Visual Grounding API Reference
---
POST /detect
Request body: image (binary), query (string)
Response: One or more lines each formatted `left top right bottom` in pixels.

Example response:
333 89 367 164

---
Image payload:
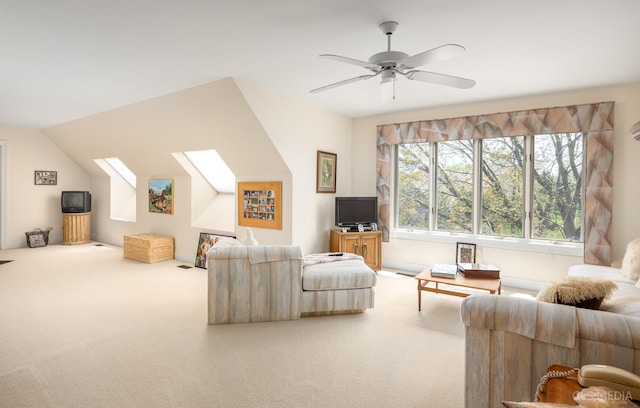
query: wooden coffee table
415 268 501 311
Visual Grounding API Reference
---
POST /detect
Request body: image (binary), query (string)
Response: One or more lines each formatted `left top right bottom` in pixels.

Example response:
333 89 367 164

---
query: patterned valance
376 102 614 265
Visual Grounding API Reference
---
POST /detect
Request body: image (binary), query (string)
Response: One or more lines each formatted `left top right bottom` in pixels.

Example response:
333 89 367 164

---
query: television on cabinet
61 191 91 213
335 196 377 229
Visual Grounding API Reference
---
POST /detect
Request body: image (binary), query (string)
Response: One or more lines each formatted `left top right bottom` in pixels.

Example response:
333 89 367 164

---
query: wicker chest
123 233 174 263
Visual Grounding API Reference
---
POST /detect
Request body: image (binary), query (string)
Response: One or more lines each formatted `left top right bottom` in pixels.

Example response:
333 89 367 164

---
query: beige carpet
0 242 480 407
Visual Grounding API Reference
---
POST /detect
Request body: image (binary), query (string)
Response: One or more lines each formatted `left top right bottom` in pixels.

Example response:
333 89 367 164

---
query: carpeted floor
0 242 517 407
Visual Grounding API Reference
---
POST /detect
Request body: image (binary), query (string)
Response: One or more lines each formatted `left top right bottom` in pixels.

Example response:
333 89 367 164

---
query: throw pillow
536 277 618 310
621 238 640 281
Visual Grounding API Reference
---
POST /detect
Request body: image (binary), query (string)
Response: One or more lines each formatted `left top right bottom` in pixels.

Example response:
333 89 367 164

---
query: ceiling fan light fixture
380 69 397 103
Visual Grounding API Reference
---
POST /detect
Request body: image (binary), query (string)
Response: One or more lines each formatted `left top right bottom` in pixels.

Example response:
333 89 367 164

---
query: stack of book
457 263 500 279
430 264 457 278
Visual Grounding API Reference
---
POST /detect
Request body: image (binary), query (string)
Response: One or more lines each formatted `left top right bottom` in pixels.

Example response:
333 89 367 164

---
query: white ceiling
2 0 639 129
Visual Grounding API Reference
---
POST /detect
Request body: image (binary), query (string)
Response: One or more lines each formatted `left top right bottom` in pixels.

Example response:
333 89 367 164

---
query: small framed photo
34 170 57 185
195 232 236 269
316 151 337 193
456 242 477 264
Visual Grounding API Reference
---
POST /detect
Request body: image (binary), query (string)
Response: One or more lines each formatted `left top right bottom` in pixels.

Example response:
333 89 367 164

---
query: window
532 133 583 241
184 149 235 194
480 137 524 238
94 157 136 222
395 132 584 243
435 140 473 233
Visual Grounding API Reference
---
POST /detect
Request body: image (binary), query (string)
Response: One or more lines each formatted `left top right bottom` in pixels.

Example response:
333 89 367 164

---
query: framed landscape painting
148 178 174 214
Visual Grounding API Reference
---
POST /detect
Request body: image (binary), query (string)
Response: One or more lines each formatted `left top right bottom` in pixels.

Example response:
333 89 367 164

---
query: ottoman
301 254 377 316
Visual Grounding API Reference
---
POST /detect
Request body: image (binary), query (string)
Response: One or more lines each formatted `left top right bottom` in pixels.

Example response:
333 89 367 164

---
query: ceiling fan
310 21 476 101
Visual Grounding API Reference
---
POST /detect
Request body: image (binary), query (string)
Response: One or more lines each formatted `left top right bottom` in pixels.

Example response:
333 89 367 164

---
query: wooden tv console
329 229 381 270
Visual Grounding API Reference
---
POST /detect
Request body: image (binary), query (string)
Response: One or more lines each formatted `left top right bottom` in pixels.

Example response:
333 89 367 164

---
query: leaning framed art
237 181 282 230
316 151 337 193
194 232 237 269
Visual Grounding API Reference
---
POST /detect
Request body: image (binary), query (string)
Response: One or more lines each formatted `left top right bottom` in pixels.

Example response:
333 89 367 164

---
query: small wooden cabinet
330 229 382 270
62 213 91 245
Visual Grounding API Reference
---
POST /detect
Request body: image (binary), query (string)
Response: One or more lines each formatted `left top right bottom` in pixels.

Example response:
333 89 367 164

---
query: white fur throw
537 277 617 309
621 238 640 280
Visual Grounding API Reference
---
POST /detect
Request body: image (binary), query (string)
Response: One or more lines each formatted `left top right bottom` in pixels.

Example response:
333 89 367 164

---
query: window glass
184 149 235 194
480 137 524 237
532 133 584 241
435 140 473 233
396 143 430 229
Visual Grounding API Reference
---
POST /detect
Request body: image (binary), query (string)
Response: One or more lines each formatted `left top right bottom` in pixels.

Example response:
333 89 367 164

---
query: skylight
184 149 235 194
104 157 136 188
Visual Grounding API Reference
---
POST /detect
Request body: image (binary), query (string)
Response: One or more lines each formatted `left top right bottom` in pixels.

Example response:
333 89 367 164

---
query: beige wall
235 79 353 253
42 78 294 260
352 82 640 286
4 77 639 286
0 126 89 248
40 78 354 259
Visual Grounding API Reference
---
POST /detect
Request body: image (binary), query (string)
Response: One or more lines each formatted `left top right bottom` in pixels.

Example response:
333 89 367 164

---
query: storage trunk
123 233 174 263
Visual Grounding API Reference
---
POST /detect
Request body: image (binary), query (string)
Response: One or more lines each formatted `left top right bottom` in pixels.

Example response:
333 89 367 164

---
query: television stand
329 229 381 270
62 212 91 245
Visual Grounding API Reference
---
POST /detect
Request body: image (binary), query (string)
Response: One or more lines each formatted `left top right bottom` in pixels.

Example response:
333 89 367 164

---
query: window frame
393 132 585 255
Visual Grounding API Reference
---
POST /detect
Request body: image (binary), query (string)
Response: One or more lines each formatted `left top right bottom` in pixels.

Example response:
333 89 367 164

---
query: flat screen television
335 196 378 228
61 191 91 213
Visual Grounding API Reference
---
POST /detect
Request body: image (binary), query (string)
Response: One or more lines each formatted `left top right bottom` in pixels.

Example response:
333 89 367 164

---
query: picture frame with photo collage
237 181 282 230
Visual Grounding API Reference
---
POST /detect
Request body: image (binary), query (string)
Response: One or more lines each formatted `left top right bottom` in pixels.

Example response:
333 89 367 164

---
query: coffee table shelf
415 268 501 311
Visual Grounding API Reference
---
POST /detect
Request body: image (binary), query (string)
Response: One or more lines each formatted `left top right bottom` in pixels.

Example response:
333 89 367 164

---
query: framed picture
316 151 337 193
456 242 477 264
238 181 282 230
34 170 57 185
195 232 236 269
148 178 174 214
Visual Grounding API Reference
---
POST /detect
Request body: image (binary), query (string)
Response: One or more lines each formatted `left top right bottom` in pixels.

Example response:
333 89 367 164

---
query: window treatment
376 101 614 265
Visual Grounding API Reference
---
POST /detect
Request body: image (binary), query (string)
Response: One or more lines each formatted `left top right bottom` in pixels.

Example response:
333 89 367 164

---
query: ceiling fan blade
309 73 379 93
319 54 380 70
399 44 466 69
404 70 476 89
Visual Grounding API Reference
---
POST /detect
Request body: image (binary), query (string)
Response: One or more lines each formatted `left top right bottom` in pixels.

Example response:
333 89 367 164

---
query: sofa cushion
622 238 640 280
601 284 640 318
536 277 617 310
303 259 376 291
568 264 636 285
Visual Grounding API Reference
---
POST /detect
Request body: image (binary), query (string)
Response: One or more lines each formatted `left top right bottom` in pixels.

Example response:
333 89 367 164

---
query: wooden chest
123 233 174 263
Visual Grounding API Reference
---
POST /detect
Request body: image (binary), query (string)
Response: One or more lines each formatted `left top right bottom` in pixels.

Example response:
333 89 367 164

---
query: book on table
430 264 457 278
457 263 500 279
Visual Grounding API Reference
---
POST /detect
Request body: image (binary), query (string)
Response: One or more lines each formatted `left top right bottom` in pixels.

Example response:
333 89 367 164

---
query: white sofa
461 263 640 407
207 245 376 324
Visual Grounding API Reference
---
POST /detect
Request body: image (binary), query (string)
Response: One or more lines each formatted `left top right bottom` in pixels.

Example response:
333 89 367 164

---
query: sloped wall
43 78 292 259
0 126 90 248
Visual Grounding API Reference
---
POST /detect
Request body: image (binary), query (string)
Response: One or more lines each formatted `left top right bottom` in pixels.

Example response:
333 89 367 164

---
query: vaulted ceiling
2 0 639 129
